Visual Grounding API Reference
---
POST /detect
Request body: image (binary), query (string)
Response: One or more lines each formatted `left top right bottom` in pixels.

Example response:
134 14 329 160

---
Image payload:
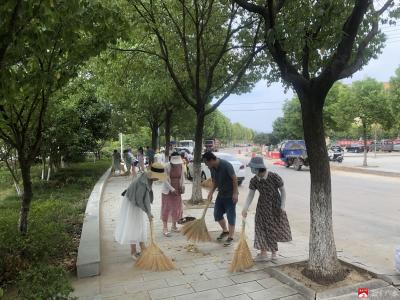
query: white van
178 140 195 154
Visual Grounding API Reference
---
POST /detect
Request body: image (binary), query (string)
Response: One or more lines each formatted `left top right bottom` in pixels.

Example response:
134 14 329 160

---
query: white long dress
114 196 148 245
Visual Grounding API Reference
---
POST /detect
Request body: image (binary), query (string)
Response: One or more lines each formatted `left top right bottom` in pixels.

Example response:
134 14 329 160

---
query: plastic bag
396 246 400 273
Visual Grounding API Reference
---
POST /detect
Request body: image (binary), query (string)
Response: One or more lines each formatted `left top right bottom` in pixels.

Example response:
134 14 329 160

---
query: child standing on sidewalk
242 156 292 261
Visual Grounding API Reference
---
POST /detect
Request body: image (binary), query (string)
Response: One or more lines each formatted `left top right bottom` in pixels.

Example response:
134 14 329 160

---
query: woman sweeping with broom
242 156 292 261
114 162 166 260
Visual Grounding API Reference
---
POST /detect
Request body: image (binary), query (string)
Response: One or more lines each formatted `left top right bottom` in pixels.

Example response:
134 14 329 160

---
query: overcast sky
219 23 400 133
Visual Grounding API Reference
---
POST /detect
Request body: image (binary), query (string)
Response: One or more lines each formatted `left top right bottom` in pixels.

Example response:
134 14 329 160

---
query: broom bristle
181 219 211 243
229 222 254 273
135 241 175 271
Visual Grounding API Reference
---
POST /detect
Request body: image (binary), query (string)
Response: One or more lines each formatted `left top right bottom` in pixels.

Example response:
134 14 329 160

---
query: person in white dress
114 162 166 260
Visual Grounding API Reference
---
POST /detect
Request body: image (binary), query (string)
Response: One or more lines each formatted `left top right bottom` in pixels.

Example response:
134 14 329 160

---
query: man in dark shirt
203 151 238 246
146 146 155 166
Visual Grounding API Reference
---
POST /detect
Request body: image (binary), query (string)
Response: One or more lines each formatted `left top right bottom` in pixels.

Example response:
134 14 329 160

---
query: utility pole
374 127 377 159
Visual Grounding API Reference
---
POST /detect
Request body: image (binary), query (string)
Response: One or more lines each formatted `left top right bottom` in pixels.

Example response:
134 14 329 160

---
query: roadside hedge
0 160 109 299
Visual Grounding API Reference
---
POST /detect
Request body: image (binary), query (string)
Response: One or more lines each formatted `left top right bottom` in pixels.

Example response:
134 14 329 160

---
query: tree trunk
41 156 46 180
47 155 52 181
300 93 346 284
190 112 205 204
18 161 33 234
151 124 158 151
4 157 21 196
61 155 65 168
164 109 173 159
362 122 368 167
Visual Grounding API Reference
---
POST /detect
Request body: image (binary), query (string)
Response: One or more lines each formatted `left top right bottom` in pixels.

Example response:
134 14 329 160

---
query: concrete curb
265 263 315 300
76 168 111 278
339 257 400 286
330 165 400 178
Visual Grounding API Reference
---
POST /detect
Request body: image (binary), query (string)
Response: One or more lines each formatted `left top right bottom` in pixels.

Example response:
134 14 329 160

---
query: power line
221 108 282 112
220 100 285 106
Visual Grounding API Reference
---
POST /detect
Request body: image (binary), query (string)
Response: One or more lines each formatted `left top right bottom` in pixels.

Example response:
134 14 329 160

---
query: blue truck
279 140 309 171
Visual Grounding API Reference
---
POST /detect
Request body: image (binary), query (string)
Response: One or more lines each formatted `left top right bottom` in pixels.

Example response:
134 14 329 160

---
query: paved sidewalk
71 174 400 299
331 154 400 177
71 175 309 300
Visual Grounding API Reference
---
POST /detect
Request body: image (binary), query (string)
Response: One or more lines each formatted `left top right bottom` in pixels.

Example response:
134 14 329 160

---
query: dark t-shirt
210 159 235 198
146 149 155 159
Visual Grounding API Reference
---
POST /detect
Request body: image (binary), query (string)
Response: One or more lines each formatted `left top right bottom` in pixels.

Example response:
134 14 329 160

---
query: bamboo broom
181 198 212 243
229 219 254 272
135 219 175 271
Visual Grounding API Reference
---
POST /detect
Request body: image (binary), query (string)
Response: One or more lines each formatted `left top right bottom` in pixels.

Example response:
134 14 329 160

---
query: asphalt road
224 148 400 272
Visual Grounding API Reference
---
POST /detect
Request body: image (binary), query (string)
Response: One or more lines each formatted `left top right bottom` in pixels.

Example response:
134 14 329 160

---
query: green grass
0 159 109 299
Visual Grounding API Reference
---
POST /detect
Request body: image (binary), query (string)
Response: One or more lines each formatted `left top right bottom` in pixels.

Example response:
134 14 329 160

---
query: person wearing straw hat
161 152 185 236
114 162 166 260
242 156 292 261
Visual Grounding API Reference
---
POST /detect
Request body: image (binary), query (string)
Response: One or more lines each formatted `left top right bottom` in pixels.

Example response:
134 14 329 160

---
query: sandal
217 231 229 241
163 231 171 237
223 237 234 247
171 227 180 233
131 252 141 261
177 216 196 224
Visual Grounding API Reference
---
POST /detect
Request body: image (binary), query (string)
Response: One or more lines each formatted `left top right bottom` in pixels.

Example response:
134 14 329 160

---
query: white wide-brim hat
170 155 183 164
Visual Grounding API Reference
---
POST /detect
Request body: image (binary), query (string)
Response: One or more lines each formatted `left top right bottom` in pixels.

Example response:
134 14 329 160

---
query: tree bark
362 122 368 167
300 92 346 284
190 112 205 204
151 124 158 151
164 109 173 159
18 160 33 234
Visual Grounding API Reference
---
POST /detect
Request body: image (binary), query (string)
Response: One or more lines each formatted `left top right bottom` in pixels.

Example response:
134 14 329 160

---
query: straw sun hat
147 162 166 181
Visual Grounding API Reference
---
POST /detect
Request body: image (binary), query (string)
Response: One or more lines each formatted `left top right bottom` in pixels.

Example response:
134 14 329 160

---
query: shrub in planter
16 265 75 300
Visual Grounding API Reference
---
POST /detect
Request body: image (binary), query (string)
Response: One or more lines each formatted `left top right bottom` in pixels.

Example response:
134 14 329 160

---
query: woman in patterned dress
161 152 185 236
242 156 292 261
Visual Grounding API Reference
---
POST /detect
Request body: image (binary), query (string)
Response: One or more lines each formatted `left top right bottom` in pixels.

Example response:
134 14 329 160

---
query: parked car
177 140 195 154
380 139 394 152
174 147 192 156
205 138 220 152
369 141 382 152
346 144 368 153
187 152 245 185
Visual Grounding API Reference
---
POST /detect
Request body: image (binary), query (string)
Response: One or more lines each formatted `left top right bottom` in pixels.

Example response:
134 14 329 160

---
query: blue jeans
214 196 236 226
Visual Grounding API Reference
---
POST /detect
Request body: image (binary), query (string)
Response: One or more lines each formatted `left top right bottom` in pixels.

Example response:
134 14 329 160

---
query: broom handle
149 218 155 243
241 218 246 235
201 198 212 219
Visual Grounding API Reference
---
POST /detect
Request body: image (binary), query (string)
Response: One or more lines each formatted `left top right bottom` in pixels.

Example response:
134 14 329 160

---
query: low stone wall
76 168 111 278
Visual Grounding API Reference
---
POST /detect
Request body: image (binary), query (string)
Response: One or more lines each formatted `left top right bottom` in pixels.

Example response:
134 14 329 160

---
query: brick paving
71 174 400 299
